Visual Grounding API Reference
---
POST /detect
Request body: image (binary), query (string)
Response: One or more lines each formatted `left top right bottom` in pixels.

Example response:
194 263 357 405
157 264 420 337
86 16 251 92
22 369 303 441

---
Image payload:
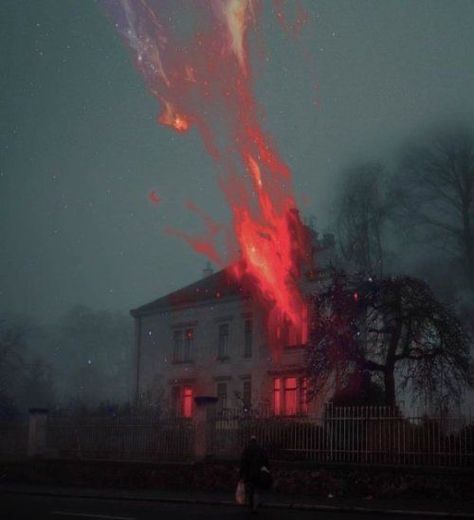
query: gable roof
130 231 338 318
130 267 248 317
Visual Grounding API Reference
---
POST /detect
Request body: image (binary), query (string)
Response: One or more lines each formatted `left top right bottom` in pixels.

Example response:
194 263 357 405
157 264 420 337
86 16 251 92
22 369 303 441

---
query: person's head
249 435 257 445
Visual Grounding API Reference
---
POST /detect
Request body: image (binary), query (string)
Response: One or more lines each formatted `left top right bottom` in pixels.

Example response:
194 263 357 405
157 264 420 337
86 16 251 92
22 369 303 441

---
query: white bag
235 480 246 505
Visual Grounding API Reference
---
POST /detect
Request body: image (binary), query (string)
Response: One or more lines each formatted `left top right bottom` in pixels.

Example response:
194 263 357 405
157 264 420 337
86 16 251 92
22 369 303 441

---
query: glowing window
284 377 297 415
273 378 281 416
183 386 193 418
287 305 309 347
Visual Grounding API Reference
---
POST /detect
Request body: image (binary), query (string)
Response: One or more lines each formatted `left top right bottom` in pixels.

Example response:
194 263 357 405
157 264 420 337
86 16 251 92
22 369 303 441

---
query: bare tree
0 314 28 412
335 162 391 277
307 271 473 409
57 306 133 405
397 123 474 289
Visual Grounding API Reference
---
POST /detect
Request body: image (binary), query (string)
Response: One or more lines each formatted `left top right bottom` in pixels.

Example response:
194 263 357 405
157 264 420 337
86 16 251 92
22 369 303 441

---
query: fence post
193 396 217 460
27 408 49 457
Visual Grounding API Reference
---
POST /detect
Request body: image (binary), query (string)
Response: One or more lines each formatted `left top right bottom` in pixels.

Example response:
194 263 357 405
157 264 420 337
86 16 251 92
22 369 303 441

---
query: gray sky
1 0 474 323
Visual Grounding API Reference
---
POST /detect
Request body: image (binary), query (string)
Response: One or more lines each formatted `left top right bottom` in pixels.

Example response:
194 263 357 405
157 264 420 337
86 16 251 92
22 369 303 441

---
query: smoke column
102 0 313 348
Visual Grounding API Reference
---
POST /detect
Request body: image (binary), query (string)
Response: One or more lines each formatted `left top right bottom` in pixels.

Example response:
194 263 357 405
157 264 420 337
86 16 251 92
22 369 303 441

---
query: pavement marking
51 512 135 520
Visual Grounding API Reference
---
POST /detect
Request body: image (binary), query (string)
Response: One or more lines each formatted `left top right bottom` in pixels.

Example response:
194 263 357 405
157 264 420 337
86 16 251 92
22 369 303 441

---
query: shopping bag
259 466 273 490
235 480 246 505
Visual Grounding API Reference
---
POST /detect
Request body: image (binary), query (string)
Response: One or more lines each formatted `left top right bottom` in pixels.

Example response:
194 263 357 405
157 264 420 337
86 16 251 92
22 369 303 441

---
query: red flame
158 101 191 133
105 1 313 350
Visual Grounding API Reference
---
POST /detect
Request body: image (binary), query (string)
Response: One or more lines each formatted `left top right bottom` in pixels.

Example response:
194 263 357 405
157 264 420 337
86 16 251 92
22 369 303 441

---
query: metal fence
211 406 474 467
45 414 195 461
2 406 473 467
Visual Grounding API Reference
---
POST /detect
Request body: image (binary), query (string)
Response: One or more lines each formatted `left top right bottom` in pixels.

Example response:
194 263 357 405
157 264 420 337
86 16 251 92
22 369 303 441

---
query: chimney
202 261 214 278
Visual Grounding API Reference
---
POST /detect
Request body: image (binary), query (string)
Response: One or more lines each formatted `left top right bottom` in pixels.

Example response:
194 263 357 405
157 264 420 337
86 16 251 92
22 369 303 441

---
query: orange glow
158 101 190 133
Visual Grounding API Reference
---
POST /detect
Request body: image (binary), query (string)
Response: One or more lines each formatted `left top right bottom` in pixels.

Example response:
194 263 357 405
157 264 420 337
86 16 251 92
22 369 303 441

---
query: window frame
217 322 230 360
172 384 194 418
244 318 253 358
216 382 228 411
273 376 309 416
172 327 194 363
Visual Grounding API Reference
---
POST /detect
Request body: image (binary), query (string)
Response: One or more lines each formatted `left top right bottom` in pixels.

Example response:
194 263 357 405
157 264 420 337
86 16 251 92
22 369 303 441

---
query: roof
130 267 248 317
130 231 338 318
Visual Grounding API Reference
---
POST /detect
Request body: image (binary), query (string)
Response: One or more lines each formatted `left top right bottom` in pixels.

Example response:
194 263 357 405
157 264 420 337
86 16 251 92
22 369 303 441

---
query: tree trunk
384 368 396 407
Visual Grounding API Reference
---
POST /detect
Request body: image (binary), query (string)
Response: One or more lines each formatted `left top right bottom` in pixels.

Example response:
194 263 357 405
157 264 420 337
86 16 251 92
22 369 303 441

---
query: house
130 233 337 418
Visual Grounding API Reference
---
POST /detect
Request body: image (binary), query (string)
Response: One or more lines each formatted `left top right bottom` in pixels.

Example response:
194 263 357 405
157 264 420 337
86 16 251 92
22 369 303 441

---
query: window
300 377 309 414
284 377 297 415
273 376 309 416
173 330 183 362
273 378 281 416
243 380 252 409
183 386 193 418
217 382 227 411
172 385 194 417
173 328 194 362
244 319 252 358
284 306 309 347
184 328 193 361
218 323 230 359
172 386 181 416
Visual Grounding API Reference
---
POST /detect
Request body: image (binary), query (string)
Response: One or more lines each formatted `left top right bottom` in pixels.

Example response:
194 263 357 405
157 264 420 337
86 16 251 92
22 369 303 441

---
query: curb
1 487 473 518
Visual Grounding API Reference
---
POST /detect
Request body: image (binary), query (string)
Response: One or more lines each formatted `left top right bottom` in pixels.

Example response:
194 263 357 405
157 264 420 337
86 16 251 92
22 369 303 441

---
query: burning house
131 232 336 418
105 0 335 418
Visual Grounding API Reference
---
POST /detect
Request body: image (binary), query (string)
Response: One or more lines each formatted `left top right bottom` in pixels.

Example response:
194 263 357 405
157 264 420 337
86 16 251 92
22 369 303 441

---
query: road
1 492 439 520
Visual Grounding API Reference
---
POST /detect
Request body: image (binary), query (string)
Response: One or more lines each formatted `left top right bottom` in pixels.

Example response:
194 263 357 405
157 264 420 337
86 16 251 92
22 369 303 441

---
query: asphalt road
1 493 438 520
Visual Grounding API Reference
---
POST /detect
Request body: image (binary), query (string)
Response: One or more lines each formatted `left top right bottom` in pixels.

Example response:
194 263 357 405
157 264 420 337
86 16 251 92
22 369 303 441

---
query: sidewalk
1 483 474 518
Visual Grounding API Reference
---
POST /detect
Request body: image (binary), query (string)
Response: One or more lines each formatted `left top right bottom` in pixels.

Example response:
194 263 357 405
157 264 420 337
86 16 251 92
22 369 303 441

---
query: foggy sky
1 0 474 323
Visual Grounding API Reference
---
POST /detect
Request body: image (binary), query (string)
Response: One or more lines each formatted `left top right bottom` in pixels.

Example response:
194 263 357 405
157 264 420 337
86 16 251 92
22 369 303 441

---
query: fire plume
103 0 313 350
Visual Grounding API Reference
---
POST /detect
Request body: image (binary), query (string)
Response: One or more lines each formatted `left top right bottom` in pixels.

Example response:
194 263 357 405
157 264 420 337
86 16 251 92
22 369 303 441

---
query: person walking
239 435 270 513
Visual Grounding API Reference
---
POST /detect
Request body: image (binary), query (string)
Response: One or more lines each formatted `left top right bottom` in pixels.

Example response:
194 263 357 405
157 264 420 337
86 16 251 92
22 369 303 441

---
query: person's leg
252 489 260 512
245 482 254 509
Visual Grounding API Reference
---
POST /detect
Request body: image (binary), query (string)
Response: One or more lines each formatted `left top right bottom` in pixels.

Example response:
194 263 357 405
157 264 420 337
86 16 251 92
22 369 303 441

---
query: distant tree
330 372 386 407
22 358 56 409
335 162 392 277
397 123 474 290
0 314 29 414
307 271 473 409
56 306 133 405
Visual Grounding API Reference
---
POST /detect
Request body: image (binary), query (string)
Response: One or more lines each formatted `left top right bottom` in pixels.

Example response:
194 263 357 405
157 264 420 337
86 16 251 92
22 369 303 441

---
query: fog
1 1 473 411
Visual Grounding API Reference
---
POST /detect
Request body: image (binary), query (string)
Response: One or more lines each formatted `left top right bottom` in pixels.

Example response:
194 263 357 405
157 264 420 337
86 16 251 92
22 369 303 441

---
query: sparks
103 0 313 351
148 190 161 205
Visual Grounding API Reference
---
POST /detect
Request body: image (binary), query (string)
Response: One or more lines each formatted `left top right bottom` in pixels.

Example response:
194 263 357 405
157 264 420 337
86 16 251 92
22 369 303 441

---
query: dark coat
239 440 269 484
